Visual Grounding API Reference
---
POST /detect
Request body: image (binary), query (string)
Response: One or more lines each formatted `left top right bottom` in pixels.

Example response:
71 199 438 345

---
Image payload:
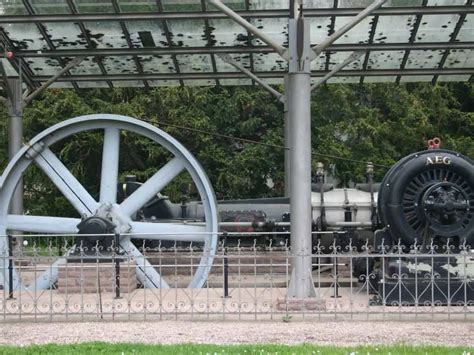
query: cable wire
142 119 392 169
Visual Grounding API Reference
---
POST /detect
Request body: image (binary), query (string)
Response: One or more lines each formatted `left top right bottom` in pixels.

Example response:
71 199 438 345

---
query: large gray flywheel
0 114 218 290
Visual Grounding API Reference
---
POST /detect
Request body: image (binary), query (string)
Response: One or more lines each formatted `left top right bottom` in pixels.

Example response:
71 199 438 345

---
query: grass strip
0 343 471 354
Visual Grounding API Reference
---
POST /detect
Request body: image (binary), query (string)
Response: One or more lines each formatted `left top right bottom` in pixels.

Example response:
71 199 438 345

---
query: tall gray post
287 19 316 298
8 79 24 228
283 75 290 198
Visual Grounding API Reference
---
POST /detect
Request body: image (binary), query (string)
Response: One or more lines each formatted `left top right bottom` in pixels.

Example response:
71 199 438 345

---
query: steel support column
283 75 290 198
287 19 316 298
7 79 23 223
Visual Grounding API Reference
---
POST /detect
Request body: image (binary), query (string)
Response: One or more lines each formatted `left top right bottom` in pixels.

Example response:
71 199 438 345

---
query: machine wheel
0 114 218 290
378 149 473 246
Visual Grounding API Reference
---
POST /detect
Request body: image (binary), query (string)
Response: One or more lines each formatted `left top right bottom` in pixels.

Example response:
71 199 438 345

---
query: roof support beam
208 0 289 59
30 68 474 82
23 56 84 105
218 54 285 102
311 51 364 90
1 6 472 23
12 42 474 58
312 0 387 58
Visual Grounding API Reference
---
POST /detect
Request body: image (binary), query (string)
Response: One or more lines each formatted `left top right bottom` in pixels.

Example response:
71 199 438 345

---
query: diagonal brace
219 54 285 103
23 56 85 105
311 51 364 90
311 0 387 58
208 0 289 60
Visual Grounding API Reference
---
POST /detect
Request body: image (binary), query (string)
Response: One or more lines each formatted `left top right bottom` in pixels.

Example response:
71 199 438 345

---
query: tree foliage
0 82 472 216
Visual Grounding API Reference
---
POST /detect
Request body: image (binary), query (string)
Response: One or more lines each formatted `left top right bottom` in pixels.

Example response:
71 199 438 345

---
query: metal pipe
8 80 23 243
208 0 288 59
283 76 290 198
288 71 314 298
23 56 84 105
312 0 388 57
218 54 285 102
311 51 364 90
0 6 471 23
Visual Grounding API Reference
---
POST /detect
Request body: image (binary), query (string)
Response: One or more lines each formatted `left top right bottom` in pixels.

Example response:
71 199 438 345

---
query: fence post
222 232 229 298
7 234 14 299
114 233 121 299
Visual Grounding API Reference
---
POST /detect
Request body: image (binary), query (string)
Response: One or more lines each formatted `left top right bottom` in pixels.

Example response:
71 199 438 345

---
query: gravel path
0 322 472 347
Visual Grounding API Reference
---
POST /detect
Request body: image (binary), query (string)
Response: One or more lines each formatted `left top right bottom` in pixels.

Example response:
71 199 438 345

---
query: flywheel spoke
33 148 98 216
130 221 208 243
6 215 80 234
120 157 185 216
99 127 120 203
120 237 170 289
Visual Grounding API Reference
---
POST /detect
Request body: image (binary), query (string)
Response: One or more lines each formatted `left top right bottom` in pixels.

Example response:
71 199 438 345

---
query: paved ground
0 321 472 346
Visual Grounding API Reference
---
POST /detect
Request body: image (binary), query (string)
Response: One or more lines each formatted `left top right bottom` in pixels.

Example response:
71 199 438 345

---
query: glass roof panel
253 53 287 72
166 20 208 47
327 76 360 83
25 57 63 76
125 20 168 48
400 75 435 82
103 56 137 74
415 14 461 42
74 0 114 13
364 76 397 82
215 54 252 72
251 18 288 47
31 0 70 14
249 0 289 9
405 49 444 69
183 79 216 86
148 79 181 87
308 17 333 44
78 21 129 49
69 57 104 75
176 54 214 73
43 22 86 49
367 50 405 69
117 0 158 12
219 78 253 85
0 1 472 87
456 14 474 42
208 18 248 47
437 75 471 81
332 16 372 44
305 0 334 8
139 55 178 74
0 1 28 15
114 80 144 87
3 23 48 50
444 49 474 68
329 52 365 70
373 15 416 43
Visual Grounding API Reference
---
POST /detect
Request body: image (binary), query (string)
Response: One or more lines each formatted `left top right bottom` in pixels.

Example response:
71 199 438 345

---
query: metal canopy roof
0 0 473 90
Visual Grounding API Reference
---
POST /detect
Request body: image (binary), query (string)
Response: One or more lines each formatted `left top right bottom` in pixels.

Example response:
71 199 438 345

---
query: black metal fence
1 233 473 322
